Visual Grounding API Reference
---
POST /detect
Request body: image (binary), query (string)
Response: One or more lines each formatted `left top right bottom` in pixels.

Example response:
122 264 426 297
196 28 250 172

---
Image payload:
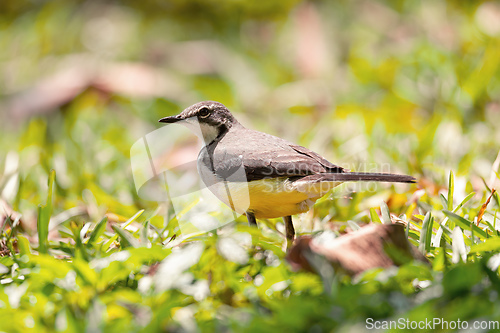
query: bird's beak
158 115 182 123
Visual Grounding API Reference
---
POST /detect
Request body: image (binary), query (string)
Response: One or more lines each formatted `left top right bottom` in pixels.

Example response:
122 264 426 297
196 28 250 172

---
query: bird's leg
246 211 259 249
283 215 295 248
246 211 257 226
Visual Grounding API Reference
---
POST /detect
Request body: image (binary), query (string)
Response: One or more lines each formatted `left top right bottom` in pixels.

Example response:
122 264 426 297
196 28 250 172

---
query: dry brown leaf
287 223 428 276
477 188 496 225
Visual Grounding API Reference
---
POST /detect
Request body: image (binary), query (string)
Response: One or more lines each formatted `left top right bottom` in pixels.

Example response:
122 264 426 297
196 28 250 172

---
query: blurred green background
1 0 500 332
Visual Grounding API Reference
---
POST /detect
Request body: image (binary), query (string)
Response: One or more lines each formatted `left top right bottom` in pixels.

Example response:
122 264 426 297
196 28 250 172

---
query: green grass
1 0 500 332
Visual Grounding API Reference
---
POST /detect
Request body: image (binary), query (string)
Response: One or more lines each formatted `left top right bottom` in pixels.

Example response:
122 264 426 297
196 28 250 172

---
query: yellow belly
205 177 340 219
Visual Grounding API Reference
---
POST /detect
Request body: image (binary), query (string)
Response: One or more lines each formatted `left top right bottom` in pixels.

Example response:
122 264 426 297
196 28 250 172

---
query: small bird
159 101 415 243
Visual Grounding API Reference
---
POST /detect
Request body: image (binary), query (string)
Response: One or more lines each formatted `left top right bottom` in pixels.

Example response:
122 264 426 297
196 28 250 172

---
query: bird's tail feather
299 172 416 184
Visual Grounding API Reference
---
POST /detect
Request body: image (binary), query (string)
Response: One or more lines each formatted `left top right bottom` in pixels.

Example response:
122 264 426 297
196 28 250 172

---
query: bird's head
159 101 239 143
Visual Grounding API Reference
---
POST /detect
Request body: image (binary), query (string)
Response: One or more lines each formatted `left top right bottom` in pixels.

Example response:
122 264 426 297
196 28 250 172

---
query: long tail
299 172 416 184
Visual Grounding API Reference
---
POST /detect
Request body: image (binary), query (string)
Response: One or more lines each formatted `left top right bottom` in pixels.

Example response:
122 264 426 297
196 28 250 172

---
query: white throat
178 117 220 145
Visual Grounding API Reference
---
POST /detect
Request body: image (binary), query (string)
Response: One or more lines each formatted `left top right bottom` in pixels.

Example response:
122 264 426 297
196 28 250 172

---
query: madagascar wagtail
159 101 415 242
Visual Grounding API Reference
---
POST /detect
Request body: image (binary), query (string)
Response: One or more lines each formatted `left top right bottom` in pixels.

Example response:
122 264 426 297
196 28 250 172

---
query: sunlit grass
1 0 500 331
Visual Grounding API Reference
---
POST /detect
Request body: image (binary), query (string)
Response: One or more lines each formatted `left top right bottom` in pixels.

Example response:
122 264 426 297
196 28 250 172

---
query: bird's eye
198 107 210 118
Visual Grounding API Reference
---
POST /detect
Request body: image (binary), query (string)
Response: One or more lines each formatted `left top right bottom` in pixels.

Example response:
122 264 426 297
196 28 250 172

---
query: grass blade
17 234 31 255
419 212 432 254
37 170 55 254
369 208 382 223
443 210 488 239
447 171 454 211
431 226 443 247
141 220 151 246
440 194 448 211
470 237 500 253
484 220 499 236
451 227 467 263
481 177 500 209
347 220 361 231
123 209 145 228
380 202 391 225
88 216 108 245
112 225 139 248
453 192 475 213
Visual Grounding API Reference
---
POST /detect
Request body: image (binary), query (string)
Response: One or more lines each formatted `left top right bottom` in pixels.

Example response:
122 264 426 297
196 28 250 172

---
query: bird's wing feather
289 144 346 172
203 128 345 182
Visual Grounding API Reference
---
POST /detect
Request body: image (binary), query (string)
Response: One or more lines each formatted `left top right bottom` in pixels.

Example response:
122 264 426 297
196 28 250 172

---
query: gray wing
201 127 345 182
